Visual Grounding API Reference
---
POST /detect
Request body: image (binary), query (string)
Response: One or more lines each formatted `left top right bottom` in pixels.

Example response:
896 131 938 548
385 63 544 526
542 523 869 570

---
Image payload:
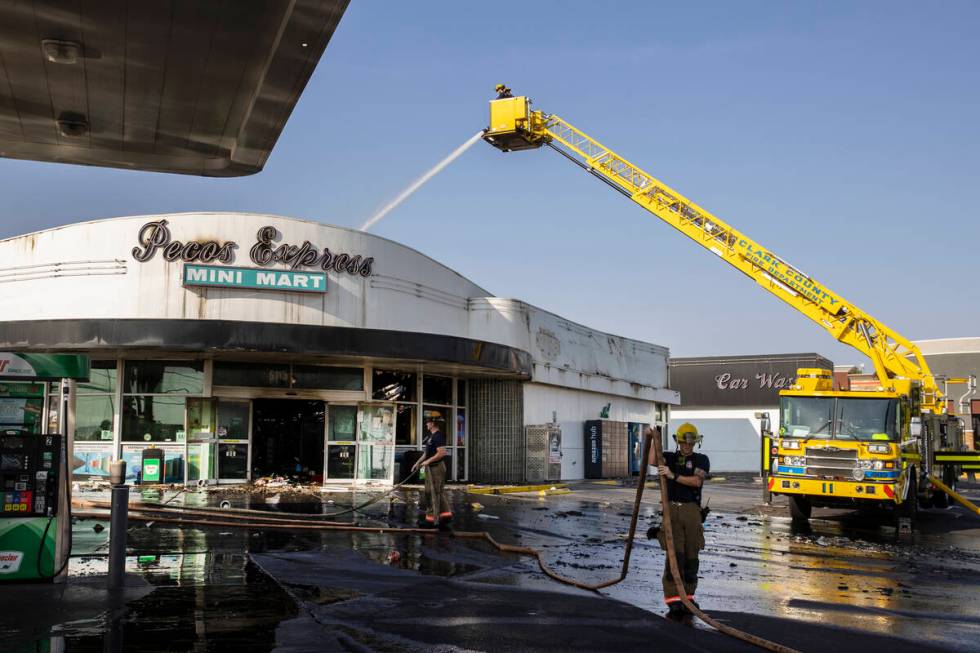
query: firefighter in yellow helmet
495 83 513 99
647 422 710 618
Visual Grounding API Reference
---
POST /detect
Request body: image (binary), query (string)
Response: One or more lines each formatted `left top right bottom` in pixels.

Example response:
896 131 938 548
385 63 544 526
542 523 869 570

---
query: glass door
325 404 357 481
216 399 250 482
185 398 216 483
357 403 395 484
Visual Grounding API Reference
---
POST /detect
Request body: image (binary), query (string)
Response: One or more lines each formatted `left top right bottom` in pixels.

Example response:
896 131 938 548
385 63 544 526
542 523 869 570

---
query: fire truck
482 89 979 529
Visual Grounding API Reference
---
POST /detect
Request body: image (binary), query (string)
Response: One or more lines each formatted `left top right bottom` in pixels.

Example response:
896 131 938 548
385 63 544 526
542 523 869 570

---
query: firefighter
647 422 710 617
495 83 513 99
413 411 453 529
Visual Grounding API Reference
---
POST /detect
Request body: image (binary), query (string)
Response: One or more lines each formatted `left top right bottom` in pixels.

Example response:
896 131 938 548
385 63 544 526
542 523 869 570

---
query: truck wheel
895 478 919 528
932 467 956 508
896 475 917 536
788 495 811 522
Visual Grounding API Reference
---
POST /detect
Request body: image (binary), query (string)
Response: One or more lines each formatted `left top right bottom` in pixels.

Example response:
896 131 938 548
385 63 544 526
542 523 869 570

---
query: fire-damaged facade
0 212 678 486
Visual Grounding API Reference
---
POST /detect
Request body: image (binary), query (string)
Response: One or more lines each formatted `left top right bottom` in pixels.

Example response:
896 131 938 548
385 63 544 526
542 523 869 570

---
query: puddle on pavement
14 559 295 653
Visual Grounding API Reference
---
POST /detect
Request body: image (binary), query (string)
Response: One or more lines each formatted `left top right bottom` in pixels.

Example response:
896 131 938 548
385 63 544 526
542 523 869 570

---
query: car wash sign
183 264 326 294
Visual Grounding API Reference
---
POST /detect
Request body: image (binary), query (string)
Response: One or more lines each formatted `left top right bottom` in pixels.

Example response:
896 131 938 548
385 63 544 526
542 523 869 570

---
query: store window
79 360 117 394
72 360 117 443
214 362 290 388
423 375 453 405
372 370 416 402
328 405 358 441
213 361 363 390
121 395 186 443
395 403 416 445
217 401 250 440
378 371 468 482
186 398 216 441
292 365 363 391
358 404 395 481
456 409 466 447
125 360 204 395
74 395 115 442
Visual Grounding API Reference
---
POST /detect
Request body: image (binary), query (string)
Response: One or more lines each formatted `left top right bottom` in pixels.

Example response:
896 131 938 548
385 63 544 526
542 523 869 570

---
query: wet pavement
2 477 978 652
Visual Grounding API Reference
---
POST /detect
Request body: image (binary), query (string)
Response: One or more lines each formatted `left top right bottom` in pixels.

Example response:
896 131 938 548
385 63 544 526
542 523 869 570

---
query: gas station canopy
0 353 89 382
0 0 348 177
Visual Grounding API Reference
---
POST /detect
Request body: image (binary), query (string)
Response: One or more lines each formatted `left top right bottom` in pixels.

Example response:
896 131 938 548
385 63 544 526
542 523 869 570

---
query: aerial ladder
483 88 979 526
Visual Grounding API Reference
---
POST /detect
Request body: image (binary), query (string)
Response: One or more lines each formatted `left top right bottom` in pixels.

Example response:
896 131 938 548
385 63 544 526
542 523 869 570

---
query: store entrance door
251 399 324 483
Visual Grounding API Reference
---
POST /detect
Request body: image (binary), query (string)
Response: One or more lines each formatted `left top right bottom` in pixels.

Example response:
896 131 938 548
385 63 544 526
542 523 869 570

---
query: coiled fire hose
74 435 798 652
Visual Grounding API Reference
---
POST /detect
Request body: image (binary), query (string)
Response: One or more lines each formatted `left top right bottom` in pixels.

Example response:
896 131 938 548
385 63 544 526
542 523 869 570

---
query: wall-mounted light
41 39 82 64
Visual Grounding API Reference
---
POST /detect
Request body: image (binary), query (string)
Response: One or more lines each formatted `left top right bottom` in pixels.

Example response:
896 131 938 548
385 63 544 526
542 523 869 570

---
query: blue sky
2 1 978 366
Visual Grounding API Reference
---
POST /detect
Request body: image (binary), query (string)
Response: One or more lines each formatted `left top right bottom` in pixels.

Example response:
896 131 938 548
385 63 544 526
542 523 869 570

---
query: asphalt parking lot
4 476 979 652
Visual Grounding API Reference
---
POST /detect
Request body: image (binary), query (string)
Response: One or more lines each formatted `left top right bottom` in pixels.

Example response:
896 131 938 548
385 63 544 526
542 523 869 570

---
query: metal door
525 424 561 482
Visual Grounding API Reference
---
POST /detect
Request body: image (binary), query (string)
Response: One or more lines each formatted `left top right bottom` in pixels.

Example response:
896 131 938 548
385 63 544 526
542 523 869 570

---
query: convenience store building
0 213 678 485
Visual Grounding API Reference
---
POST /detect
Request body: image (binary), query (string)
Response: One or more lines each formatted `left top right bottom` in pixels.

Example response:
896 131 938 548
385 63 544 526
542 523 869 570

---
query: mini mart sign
183 264 326 294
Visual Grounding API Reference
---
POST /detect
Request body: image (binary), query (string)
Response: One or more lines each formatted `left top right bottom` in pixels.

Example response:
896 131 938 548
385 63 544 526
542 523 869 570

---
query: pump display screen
1 436 24 450
1 454 23 471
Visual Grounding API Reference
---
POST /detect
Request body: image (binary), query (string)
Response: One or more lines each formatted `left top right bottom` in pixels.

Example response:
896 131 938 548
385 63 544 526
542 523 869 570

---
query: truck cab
765 368 917 522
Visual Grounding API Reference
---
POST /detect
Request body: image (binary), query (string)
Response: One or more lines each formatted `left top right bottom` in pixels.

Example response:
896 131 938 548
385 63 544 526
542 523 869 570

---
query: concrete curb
468 483 569 495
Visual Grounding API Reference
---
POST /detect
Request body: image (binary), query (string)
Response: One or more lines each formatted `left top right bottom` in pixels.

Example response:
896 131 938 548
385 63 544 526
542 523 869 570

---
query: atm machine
0 353 89 582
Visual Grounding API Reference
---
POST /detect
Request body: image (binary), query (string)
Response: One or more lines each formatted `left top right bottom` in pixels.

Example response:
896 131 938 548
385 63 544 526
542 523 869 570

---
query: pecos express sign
131 220 374 277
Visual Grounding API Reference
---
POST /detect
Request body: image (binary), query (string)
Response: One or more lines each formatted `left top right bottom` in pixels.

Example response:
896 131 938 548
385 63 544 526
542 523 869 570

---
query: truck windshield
836 398 898 441
779 397 899 441
779 397 834 437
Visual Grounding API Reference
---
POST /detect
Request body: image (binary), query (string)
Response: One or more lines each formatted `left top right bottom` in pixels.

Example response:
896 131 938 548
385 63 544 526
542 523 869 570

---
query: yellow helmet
495 83 506 91
673 422 702 445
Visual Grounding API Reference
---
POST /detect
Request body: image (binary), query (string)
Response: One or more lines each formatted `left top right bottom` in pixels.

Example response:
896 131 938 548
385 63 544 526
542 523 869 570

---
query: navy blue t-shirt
424 430 446 459
664 451 710 504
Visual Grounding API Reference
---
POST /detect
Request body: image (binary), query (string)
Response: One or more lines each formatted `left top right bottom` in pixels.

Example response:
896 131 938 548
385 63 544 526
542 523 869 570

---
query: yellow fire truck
482 89 979 529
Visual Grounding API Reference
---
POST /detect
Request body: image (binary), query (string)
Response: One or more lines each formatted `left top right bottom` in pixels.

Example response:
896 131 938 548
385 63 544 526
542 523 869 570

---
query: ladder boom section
538 112 941 408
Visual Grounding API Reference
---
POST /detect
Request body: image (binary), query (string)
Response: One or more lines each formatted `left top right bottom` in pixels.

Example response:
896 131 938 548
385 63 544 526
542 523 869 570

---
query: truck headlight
852 468 865 481
782 440 800 450
874 460 884 470
868 444 890 454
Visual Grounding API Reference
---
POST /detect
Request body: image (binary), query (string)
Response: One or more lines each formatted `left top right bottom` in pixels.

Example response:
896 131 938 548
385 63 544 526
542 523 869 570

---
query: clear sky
2 1 978 367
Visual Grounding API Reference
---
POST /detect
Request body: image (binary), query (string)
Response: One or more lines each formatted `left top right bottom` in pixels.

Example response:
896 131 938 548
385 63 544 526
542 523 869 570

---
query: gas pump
0 352 89 582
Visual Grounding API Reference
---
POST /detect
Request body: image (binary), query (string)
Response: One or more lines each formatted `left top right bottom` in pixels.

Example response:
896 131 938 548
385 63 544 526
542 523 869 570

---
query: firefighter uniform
418 416 453 528
657 447 710 607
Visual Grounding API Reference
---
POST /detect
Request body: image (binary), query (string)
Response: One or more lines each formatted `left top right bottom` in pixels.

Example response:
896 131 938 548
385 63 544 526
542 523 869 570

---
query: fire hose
73 432 799 652
649 431 801 653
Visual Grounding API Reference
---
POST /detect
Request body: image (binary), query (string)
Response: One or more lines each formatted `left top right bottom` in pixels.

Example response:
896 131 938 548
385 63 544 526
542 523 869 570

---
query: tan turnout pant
421 461 451 523
657 501 704 603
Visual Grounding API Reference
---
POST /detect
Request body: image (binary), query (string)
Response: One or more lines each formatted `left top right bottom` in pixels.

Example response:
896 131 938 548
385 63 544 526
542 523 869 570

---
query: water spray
360 131 484 232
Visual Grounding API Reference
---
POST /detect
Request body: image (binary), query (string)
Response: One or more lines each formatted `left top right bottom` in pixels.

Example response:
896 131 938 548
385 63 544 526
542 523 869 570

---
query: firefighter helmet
673 422 702 445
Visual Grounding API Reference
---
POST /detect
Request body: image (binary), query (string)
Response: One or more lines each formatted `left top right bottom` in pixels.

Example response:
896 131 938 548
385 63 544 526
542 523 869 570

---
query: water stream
360 130 484 232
